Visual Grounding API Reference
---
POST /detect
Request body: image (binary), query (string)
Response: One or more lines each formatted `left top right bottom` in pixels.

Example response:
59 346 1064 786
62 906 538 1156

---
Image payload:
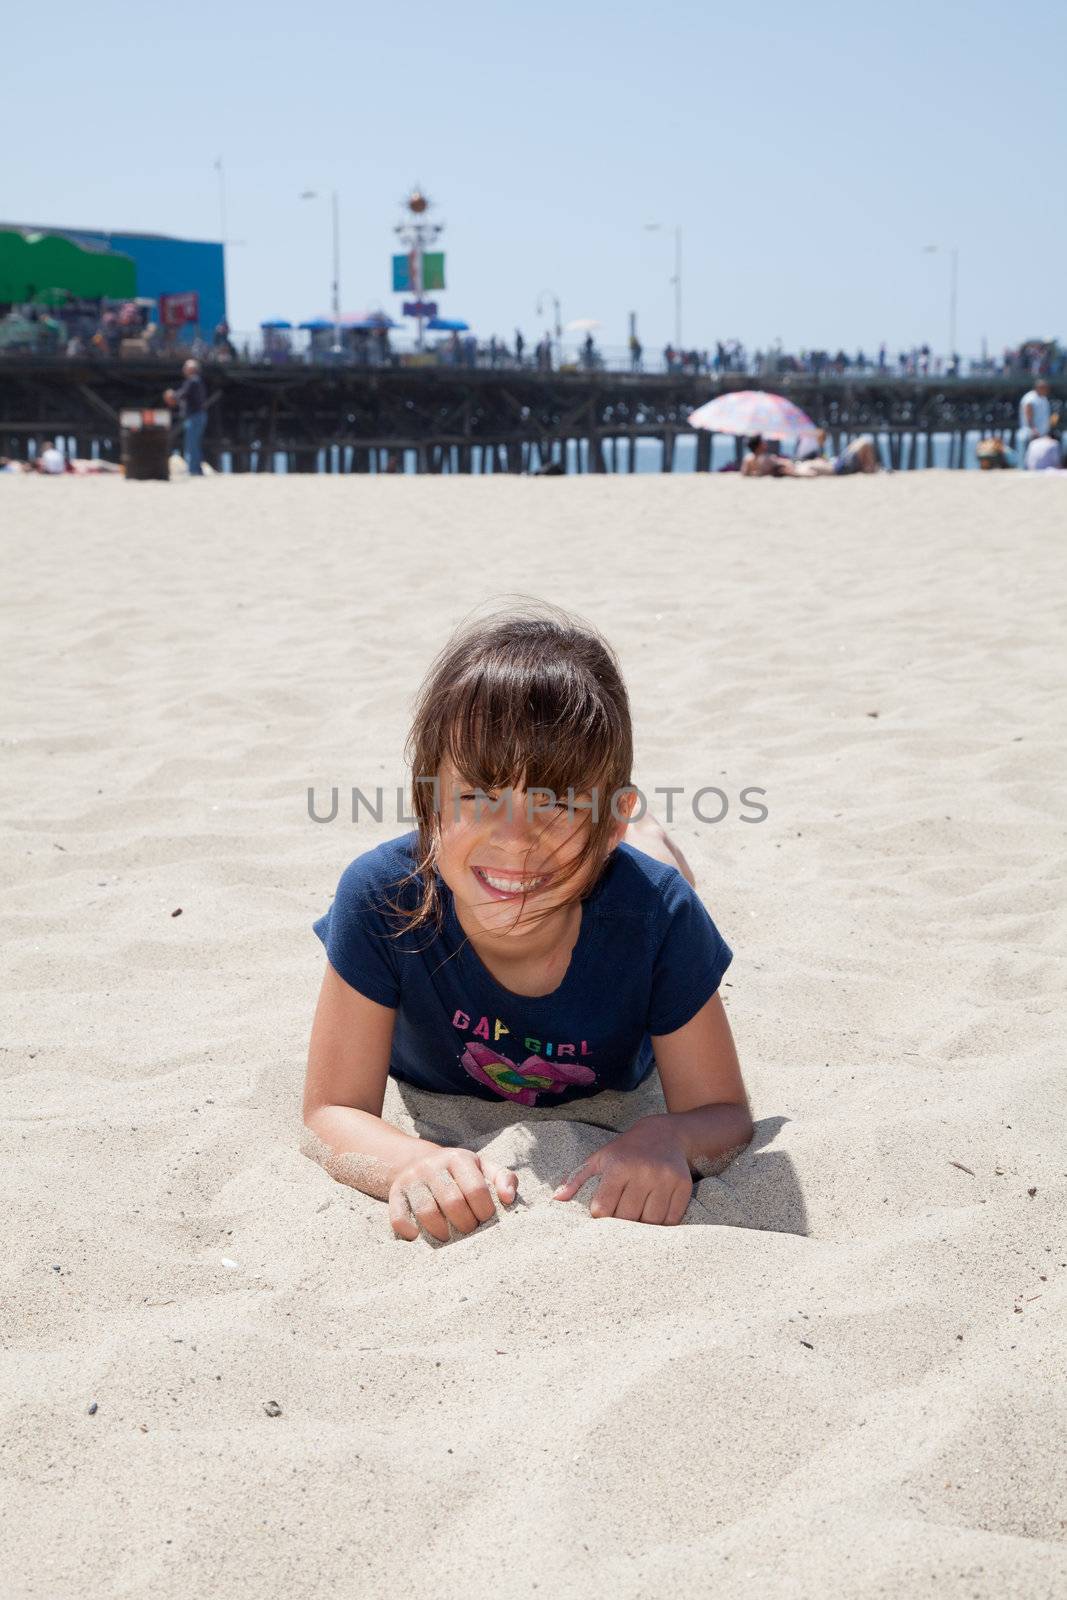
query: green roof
0 228 136 304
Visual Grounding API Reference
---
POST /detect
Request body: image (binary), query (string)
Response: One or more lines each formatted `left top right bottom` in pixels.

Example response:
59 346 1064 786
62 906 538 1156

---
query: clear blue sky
6 0 1064 355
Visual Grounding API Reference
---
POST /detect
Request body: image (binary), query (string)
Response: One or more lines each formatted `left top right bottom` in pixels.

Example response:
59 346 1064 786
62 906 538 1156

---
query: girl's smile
470 864 555 901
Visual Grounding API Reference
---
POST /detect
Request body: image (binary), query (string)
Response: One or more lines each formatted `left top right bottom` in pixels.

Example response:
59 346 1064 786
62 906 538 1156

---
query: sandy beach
2 471 1064 1599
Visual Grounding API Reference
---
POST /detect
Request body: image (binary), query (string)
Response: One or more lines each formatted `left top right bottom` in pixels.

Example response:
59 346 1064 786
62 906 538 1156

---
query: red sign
160 292 200 328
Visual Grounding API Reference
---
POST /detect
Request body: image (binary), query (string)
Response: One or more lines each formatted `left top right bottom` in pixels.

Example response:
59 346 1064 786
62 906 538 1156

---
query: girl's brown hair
393 602 633 935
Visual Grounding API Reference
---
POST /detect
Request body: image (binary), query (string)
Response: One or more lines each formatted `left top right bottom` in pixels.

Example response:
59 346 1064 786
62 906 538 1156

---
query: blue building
1 221 226 336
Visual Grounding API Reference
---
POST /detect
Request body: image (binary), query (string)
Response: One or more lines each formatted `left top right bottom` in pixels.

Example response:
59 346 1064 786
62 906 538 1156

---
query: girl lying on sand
302 606 752 1241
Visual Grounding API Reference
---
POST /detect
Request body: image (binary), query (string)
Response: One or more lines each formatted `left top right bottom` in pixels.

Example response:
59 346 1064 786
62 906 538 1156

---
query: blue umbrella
260 318 293 330
298 317 334 331
427 317 470 332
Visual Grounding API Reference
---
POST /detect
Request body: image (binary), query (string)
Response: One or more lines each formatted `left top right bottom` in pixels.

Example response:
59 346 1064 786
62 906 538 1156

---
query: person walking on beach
1018 379 1057 467
164 359 208 477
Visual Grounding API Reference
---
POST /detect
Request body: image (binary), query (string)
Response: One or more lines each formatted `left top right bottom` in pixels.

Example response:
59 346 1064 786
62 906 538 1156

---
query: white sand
2 472 1064 1598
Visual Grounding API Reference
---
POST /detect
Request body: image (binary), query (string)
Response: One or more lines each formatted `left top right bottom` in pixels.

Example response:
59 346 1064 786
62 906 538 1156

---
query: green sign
422 252 445 291
391 251 446 293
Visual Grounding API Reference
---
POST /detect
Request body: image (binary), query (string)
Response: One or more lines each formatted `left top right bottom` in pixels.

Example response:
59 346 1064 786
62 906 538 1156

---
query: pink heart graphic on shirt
459 1041 596 1105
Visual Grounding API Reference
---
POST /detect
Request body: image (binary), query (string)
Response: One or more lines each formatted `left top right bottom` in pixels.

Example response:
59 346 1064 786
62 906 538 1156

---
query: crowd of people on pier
0 298 241 363
3 293 1066 384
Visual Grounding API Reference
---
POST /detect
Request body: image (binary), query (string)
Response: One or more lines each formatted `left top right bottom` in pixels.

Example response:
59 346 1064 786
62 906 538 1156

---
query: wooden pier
0 358 1032 471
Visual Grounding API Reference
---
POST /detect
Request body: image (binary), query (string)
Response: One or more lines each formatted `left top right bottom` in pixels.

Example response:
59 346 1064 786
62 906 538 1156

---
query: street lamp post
301 188 342 352
212 157 246 326
644 223 682 349
923 243 959 363
536 290 562 366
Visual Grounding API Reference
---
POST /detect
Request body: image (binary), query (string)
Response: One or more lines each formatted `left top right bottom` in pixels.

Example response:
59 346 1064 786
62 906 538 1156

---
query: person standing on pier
164 359 208 478
1017 379 1057 467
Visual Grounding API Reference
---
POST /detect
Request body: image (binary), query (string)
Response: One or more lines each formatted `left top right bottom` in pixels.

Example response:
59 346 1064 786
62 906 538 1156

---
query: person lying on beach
792 435 880 476
794 427 828 463
302 606 752 1241
740 434 799 476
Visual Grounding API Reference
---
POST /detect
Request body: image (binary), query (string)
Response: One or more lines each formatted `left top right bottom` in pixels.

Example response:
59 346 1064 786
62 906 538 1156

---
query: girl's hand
389 1146 517 1243
552 1116 693 1225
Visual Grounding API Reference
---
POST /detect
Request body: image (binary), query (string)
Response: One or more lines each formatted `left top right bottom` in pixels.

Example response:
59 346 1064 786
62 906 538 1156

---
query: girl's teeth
481 871 544 893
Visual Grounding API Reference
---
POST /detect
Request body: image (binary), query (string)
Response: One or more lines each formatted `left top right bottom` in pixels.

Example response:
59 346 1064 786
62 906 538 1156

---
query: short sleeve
647 878 733 1036
313 856 402 1009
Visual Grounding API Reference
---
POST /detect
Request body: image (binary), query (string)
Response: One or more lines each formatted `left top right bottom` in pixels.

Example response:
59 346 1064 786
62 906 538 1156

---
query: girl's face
432 758 626 940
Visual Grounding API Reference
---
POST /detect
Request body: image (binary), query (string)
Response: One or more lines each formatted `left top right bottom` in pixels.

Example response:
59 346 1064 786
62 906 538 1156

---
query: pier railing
0 324 1048 382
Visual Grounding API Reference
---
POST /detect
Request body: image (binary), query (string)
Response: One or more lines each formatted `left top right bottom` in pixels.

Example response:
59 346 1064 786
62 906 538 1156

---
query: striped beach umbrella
688 390 819 439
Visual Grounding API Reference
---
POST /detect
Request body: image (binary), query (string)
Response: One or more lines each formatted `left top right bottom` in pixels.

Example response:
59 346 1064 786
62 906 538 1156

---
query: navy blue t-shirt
312 832 732 1107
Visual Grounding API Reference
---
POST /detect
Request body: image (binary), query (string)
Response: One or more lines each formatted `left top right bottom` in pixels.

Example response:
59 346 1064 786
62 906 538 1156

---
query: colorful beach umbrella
260 318 293 330
426 317 470 332
688 390 819 439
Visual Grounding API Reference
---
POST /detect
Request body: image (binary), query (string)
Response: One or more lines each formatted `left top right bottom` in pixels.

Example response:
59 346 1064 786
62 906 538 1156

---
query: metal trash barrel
120 408 171 481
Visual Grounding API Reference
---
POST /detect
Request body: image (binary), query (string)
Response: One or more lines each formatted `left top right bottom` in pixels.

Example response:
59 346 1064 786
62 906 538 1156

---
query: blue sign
403 300 437 317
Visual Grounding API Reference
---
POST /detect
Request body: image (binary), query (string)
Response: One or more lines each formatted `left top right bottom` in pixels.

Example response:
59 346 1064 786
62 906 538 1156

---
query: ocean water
225 430 993 474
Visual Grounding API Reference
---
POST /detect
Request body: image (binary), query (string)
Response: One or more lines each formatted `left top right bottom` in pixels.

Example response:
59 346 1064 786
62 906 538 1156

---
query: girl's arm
650 991 754 1176
553 992 752 1222
302 963 516 1239
303 962 425 1198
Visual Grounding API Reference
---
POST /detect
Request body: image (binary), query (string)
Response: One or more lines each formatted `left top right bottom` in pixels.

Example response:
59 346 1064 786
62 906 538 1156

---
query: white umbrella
564 318 602 333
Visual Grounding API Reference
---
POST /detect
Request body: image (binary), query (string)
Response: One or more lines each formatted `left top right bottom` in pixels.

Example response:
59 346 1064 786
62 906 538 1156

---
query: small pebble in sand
264 1400 282 1417
171 908 182 918
52 1265 61 1273
220 1258 240 1269
87 1401 98 1415
1027 1187 1037 1197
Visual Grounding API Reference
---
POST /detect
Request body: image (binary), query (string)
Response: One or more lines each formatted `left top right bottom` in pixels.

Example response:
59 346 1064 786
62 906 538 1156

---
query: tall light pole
212 158 245 325
215 157 229 331
536 289 562 364
301 188 342 352
923 243 959 361
215 156 228 270
644 222 682 348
